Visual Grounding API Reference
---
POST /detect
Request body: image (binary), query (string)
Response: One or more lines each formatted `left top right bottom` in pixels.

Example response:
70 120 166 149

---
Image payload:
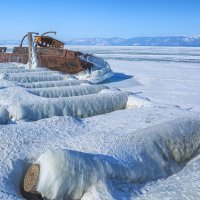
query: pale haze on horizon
0 0 200 40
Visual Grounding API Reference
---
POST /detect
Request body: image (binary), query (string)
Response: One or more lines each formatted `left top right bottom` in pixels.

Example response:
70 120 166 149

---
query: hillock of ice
32 118 200 200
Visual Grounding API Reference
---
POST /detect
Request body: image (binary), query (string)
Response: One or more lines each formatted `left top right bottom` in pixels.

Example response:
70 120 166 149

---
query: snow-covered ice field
0 46 200 200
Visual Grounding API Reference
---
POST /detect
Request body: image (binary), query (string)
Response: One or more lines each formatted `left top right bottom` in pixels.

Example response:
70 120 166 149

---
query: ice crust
28 85 107 98
9 92 128 121
35 118 200 200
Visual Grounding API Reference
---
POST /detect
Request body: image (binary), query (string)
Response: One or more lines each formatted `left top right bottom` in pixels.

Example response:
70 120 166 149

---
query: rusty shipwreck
0 32 113 81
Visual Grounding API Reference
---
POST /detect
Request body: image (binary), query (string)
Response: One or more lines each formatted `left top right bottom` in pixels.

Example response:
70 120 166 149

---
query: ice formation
77 55 113 83
19 80 88 88
28 85 108 98
31 46 39 69
0 67 49 74
0 106 9 124
32 118 200 200
35 150 124 199
6 71 58 77
9 92 128 121
4 73 64 83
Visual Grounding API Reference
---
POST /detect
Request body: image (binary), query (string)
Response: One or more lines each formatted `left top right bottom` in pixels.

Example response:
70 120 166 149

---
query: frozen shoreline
0 45 200 199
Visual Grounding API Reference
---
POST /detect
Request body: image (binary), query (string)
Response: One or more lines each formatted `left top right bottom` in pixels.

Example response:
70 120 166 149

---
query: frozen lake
67 46 200 111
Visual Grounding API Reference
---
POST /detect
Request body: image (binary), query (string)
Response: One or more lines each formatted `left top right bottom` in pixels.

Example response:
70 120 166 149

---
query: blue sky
0 0 200 40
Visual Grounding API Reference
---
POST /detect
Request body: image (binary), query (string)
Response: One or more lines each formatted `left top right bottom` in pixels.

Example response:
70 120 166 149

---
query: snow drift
9 92 128 121
29 118 200 200
28 85 108 98
19 80 88 88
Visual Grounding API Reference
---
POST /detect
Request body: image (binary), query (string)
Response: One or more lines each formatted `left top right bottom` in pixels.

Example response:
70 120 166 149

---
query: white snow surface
1 46 200 200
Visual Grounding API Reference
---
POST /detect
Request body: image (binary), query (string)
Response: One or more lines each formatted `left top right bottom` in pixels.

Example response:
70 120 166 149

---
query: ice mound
77 55 113 83
4 74 64 83
0 106 9 124
9 92 128 121
28 118 200 200
19 79 88 88
28 85 107 98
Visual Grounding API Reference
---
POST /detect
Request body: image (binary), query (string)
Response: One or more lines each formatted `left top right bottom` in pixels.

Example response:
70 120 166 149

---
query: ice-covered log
9 92 128 121
19 80 88 88
4 74 64 83
28 85 108 98
24 150 128 200
0 68 49 74
0 64 25 69
0 106 9 124
24 118 200 199
6 71 59 77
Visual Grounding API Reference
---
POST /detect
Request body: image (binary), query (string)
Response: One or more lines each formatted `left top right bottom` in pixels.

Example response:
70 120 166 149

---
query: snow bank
9 92 128 121
28 85 108 98
77 55 113 83
0 106 9 124
19 80 88 88
4 74 64 83
31 118 200 200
